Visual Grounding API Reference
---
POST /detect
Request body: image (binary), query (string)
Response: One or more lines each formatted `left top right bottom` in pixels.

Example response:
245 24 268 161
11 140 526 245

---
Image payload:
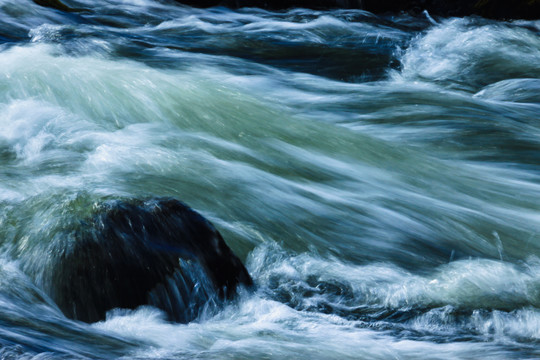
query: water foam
395 18 540 91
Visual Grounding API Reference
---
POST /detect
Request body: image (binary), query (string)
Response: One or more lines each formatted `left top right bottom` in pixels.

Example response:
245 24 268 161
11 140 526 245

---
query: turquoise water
0 1 540 358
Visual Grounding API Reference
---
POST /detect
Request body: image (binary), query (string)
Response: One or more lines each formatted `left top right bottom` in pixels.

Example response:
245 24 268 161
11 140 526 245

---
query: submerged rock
42 198 252 323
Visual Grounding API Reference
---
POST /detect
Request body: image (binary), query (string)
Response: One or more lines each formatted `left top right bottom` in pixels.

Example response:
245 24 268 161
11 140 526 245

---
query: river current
0 1 540 358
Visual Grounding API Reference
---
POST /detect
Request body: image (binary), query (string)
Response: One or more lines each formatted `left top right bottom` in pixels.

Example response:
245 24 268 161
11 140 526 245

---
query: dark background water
0 1 539 358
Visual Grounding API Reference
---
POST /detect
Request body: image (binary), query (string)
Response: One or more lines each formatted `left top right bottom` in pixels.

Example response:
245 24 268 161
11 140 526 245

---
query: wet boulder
43 198 252 323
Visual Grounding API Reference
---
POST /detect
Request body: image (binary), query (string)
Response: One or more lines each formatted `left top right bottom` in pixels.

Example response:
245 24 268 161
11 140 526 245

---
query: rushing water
0 0 540 358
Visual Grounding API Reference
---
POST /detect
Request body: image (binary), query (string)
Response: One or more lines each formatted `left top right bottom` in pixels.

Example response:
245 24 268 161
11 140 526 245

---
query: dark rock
43 198 252 323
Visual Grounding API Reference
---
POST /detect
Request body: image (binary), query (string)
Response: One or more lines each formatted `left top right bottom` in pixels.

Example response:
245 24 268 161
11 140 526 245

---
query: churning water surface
0 0 540 358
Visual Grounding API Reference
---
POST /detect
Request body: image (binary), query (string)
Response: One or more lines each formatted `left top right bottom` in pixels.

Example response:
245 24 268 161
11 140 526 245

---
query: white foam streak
249 243 540 314
95 296 499 360
396 18 540 90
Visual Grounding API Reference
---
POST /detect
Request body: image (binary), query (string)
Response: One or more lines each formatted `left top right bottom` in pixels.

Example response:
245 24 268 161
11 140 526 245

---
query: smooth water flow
0 1 539 358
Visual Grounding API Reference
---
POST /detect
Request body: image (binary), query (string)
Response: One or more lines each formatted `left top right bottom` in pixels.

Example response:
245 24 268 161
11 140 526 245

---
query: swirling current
0 0 540 359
